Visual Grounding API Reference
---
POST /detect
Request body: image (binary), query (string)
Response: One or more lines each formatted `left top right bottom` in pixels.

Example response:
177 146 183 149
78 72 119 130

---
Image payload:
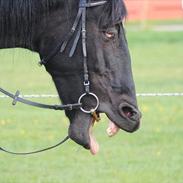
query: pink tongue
89 121 119 155
106 121 119 137
89 121 99 155
89 133 99 155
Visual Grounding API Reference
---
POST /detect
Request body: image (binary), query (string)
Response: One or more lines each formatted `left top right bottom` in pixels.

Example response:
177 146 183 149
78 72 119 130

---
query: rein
0 136 69 155
0 88 82 111
0 0 106 155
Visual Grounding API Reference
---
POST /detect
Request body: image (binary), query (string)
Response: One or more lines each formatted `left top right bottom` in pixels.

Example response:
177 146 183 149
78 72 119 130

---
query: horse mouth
88 108 141 155
84 115 120 155
69 102 141 155
89 102 141 155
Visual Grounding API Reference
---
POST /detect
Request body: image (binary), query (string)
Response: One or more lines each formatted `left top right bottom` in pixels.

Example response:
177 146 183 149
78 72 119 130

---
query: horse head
40 0 141 154
0 0 142 155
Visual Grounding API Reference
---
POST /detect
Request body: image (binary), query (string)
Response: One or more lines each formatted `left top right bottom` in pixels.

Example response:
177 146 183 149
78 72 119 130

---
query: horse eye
104 32 115 39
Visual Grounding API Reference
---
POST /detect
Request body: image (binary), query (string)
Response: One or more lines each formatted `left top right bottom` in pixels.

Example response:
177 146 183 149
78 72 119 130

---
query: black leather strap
0 87 81 111
69 22 82 57
0 136 69 155
39 42 63 66
60 8 83 53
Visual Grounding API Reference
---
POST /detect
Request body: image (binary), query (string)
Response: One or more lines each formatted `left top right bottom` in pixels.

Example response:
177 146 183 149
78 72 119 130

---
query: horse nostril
122 106 134 118
119 103 141 121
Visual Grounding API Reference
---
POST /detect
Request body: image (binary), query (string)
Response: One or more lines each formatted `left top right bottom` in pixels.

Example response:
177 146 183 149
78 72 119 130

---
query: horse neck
0 1 63 51
0 1 74 52
0 17 43 51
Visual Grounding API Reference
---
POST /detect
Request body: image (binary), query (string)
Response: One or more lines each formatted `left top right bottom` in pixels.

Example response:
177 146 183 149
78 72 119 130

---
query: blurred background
0 1 183 183
125 0 183 28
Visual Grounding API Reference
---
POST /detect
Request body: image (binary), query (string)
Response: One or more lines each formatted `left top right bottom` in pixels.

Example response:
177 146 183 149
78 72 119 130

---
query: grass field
0 30 183 183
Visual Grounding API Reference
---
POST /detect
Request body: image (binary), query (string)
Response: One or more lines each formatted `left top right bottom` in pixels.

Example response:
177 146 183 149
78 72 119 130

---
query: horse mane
0 0 63 48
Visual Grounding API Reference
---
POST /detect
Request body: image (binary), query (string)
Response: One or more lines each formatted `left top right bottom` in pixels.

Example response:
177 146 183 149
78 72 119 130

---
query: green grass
128 31 183 93
0 30 183 183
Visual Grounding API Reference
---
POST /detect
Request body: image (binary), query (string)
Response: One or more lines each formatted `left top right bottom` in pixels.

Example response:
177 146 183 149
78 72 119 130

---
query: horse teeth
106 128 113 137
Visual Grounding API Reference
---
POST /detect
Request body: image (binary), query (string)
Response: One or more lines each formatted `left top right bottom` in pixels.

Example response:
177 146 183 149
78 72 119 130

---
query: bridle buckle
84 81 90 86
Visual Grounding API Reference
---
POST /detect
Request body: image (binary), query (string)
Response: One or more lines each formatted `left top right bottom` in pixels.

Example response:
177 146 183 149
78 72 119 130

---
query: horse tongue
89 123 99 155
90 134 99 155
89 120 119 154
107 121 119 137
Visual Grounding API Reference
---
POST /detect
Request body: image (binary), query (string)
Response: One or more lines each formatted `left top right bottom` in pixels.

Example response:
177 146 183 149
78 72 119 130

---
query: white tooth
107 128 113 137
106 121 120 137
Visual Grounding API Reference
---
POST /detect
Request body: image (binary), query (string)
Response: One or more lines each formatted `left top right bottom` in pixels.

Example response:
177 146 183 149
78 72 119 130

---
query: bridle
0 0 107 155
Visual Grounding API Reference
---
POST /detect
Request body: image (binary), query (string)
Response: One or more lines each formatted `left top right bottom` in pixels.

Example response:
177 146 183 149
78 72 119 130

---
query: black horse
0 0 141 155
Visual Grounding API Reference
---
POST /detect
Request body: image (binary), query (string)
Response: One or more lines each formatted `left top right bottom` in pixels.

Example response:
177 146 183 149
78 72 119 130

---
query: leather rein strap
0 88 82 111
0 136 70 155
0 0 106 155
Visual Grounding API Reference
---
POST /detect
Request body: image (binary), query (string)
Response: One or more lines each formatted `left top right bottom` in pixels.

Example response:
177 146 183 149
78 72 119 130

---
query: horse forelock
98 0 127 28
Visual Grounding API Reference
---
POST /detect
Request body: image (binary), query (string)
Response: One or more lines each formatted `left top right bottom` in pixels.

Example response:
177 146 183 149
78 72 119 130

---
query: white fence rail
136 93 183 97
0 93 183 98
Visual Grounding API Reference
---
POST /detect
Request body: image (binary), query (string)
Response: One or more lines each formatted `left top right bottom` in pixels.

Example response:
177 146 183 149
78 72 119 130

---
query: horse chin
68 111 100 155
